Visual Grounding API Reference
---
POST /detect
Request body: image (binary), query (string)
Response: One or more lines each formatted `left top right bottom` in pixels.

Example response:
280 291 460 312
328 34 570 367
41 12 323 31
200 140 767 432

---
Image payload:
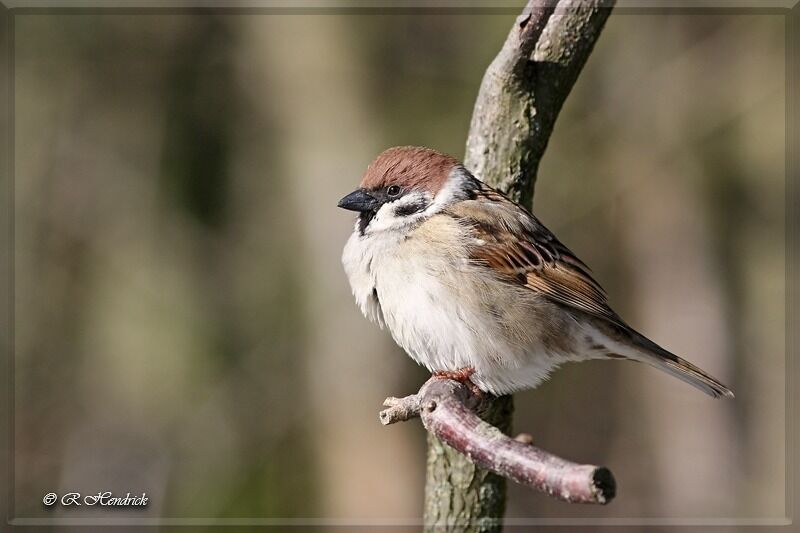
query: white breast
342 216 583 395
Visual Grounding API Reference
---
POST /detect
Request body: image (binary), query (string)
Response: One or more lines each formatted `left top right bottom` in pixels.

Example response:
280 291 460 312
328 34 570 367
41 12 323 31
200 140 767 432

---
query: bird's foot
433 367 483 397
433 366 475 381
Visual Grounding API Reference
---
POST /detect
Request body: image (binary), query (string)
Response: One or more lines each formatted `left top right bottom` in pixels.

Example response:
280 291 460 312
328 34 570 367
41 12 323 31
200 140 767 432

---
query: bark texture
424 1 615 530
423 395 513 532
465 0 615 208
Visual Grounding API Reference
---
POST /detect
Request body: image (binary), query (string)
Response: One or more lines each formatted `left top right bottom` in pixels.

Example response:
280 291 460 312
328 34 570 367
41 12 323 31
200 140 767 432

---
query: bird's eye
387 185 402 197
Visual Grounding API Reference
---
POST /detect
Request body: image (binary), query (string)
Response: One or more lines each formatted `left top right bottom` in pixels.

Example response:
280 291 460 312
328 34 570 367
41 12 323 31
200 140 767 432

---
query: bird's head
338 146 477 235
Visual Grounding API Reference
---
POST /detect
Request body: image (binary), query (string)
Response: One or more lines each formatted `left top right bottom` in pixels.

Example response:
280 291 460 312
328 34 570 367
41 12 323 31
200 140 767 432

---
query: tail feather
594 323 735 399
626 330 734 399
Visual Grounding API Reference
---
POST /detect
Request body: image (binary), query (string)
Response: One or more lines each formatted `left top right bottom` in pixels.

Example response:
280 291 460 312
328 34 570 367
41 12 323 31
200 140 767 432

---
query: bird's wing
442 183 735 399
445 185 626 328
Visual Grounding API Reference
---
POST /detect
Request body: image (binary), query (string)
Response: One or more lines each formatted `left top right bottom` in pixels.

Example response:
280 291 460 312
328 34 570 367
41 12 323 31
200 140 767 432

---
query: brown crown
360 146 459 194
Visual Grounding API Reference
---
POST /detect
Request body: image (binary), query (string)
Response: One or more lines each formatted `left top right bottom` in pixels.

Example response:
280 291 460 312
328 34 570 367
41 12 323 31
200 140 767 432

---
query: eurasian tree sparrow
339 146 734 398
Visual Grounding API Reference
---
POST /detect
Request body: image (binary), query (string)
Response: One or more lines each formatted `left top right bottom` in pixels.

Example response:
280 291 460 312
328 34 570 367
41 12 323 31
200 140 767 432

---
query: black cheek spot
395 199 429 217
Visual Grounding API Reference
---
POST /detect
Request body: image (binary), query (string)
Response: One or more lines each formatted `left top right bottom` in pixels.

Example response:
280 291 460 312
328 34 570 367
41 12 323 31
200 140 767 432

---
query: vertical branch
424 395 514 531
464 0 615 206
423 1 615 530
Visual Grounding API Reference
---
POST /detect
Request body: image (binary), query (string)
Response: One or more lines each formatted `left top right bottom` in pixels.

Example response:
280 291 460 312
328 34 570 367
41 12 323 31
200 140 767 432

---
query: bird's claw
433 367 483 398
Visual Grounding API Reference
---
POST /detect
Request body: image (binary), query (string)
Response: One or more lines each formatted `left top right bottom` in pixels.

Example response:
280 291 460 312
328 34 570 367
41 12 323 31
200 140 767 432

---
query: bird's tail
598 324 734 399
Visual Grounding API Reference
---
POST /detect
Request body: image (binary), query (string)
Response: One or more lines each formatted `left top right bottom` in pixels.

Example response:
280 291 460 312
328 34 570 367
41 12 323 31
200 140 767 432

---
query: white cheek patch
366 203 398 233
422 165 475 217
367 191 432 233
424 177 458 215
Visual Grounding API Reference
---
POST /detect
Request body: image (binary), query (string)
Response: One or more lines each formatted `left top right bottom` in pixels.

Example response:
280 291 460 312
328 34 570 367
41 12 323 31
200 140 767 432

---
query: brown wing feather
440 182 734 399
447 185 625 328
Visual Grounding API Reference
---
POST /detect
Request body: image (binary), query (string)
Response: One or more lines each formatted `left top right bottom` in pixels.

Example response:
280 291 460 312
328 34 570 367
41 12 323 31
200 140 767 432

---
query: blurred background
8 6 787 527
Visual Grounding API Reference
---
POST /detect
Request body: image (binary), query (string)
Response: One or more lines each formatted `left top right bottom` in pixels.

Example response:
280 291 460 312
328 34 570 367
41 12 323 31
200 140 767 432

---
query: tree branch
465 0 615 206
381 377 616 505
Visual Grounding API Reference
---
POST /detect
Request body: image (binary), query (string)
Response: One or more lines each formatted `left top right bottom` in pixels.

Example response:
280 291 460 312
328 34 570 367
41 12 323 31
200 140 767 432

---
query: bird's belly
377 265 479 373
374 257 570 393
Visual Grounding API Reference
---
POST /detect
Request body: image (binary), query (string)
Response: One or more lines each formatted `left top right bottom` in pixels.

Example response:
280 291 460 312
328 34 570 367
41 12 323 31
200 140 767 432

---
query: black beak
337 189 381 213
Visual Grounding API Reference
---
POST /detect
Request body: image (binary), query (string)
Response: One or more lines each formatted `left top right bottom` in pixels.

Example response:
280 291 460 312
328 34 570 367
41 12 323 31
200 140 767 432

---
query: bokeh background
7 5 787 527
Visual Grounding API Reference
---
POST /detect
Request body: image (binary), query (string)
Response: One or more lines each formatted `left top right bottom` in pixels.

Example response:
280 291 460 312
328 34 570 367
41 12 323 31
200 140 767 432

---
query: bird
338 146 734 398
